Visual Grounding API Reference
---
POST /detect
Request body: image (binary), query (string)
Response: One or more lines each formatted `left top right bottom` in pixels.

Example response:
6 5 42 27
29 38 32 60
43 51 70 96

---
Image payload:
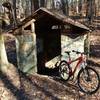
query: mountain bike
59 50 100 94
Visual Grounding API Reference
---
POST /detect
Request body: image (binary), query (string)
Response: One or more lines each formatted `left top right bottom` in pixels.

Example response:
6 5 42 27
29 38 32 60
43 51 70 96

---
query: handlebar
72 50 90 55
64 50 90 55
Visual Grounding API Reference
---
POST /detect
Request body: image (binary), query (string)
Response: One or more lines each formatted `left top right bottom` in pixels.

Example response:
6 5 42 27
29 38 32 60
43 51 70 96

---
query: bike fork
83 68 91 82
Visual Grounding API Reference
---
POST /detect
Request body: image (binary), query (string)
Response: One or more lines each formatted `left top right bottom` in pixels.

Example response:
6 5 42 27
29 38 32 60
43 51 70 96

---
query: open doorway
36 26 61 74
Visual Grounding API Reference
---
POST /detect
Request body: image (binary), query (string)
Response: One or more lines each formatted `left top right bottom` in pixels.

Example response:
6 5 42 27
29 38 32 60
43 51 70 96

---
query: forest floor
0 29 100 100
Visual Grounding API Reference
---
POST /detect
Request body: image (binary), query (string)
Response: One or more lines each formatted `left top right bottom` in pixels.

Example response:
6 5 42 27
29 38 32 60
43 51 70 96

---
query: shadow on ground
0 68 84 100
90 45 100 58
88 60 100 68
0 61 100 100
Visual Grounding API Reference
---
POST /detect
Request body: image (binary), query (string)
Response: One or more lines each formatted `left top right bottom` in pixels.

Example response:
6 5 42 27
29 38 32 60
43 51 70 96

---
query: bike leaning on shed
59 50 100 94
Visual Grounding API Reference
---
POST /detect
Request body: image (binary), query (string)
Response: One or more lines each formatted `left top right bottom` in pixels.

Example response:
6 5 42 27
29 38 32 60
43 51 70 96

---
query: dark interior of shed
35 17 61 74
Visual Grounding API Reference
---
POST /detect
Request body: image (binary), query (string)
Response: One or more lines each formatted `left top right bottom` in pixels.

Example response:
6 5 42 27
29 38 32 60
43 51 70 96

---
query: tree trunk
33 0 39 11
31 0 34 14
86 0 95 23
78 0 82 16
65 0 69 16
95 0 99 16
40 0 45 7
45 0 53 9
25 0 31 17
12 0 17 27
61 0 69 16
0 34 9 70
76 0 79 14
17 0 24 21
70 0 75 15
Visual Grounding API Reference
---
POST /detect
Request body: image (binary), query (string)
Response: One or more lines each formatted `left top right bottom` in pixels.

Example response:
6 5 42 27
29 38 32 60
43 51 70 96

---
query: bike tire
78 67 100 94
59 60 70 81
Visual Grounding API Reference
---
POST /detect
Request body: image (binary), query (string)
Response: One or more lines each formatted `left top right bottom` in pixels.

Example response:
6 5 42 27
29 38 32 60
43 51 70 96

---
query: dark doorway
44 29 61 62
36 27 61 74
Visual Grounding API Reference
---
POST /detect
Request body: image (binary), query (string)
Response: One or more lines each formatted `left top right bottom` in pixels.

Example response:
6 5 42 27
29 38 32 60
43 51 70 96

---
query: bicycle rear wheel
59 60 70 81
78 67 100 94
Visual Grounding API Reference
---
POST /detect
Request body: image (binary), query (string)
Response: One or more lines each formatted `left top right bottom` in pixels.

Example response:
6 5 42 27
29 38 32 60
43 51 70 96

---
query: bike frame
67 53 86 76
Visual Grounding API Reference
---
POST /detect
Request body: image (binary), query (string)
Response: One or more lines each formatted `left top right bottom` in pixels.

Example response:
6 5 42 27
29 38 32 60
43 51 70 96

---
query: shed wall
61 34 87 60
16 32 37 74
61 34 87 77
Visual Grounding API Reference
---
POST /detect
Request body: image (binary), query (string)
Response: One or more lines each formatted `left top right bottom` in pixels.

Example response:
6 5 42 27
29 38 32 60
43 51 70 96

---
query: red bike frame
67 53 86 76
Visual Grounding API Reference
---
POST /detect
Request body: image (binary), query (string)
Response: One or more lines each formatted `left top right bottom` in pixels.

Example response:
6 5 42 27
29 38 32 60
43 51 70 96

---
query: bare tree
78 0 82 16
33 0 39 11
12 0 16 19
45 0 54 10
17 0 24 21
95 0 99 16
61 0 69 16
40 0 45 7
25 0 31 17
0 31 9 71
86 0 96 23
65 0 69 16
31 0 34 14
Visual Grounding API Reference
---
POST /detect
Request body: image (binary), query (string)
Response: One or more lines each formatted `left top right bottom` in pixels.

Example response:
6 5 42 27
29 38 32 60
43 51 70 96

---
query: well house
12 8 90 74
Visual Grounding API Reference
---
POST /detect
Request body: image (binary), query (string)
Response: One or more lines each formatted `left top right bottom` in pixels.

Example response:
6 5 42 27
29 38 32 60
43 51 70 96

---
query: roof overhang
12 7 90 33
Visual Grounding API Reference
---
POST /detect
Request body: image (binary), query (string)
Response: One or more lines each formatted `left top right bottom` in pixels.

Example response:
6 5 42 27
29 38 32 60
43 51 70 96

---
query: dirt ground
0 65 100 100
0 29 100 100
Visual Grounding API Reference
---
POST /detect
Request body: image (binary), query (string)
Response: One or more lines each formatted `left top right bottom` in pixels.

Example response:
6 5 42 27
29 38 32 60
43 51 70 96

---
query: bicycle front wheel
78 67 100 94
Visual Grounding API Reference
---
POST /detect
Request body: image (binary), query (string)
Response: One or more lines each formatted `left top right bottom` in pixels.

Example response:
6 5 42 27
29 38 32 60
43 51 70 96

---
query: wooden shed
13 8 90 74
